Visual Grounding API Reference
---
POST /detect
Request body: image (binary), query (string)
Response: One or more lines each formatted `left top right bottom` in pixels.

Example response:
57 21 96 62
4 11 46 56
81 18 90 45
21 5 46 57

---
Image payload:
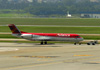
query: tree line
0 0 100 15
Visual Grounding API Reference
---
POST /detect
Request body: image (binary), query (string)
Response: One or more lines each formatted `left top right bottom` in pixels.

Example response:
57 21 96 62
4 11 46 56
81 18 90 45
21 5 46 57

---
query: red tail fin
8 24 21 34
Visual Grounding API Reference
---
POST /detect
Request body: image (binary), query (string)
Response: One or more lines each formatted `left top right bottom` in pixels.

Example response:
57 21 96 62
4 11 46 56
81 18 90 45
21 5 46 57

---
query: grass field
1 26 100 34
81 35 100 40
0 14 33 17
0 18 100 41
0 34 16 38
0 26 100 40
0 18 100 26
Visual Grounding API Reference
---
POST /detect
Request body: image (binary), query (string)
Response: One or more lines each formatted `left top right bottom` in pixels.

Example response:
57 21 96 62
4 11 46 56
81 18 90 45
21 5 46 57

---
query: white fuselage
13 34 83 42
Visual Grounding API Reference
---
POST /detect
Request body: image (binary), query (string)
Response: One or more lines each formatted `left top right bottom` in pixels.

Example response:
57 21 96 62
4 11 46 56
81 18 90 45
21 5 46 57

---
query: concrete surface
0 43 100 70
0 38 100 43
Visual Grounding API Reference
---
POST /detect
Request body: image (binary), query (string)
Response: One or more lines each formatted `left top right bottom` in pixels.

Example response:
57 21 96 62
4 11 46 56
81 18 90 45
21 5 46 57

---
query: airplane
8 24 84 45
67 11 72 18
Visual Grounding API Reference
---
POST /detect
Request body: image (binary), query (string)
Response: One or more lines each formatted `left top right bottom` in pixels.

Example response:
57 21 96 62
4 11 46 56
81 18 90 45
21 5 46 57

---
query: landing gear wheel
44 41 47 44
87 41 97 45
87 43 90 45
41 41 43 45
74 43 82 45
92 43 95 45
74 43 77 45
94 41 98 44
79 43 81 45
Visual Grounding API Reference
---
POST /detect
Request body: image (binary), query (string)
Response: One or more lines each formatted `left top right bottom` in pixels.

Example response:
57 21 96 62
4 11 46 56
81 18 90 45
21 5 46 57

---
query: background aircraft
8 24 83 45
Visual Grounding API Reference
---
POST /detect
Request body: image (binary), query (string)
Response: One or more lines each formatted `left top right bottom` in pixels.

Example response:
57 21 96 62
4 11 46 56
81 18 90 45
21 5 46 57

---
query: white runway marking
0 47 19 52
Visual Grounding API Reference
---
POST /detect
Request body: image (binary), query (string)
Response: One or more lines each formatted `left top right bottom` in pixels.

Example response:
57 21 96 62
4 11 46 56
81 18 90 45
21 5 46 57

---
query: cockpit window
76 36 80 38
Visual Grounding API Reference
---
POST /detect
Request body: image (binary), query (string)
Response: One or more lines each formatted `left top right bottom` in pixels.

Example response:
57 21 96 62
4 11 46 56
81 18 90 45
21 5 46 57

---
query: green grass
1 25 100 40
0 18 100 26
0 13 33 17
0 18 100 42
1 26 100 34
80 35 100 40
0 34 17 38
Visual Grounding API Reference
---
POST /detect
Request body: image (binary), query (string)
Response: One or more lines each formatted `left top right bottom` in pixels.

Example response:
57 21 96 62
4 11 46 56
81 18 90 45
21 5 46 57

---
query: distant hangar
80 12 100 18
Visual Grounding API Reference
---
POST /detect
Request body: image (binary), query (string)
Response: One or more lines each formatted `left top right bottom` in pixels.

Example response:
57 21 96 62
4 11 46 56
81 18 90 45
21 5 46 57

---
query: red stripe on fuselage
21 32 81 38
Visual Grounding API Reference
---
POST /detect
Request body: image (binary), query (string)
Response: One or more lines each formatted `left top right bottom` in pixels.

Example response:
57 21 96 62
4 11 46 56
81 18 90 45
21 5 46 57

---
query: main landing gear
41 41 47 45
74 42 81 45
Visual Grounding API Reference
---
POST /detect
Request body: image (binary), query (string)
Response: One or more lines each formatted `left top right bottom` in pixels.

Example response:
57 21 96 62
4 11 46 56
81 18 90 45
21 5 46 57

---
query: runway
0 43 100 70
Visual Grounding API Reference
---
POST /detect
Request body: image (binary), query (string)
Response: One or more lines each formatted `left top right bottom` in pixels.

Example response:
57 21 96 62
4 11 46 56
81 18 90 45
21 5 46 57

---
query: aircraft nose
77 37 84 41
79 37 84 41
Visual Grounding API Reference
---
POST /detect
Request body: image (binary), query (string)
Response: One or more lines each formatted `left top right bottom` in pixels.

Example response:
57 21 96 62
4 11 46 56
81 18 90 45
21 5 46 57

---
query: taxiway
0 43 100 70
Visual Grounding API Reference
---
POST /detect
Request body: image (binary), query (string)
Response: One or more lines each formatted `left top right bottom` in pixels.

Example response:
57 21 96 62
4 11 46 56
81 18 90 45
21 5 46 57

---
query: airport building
76 0 99 2
8 0 33 3
80 12 100 18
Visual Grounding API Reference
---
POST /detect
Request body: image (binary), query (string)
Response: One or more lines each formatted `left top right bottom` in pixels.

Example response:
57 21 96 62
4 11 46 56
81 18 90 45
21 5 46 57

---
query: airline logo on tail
8 24 21 34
